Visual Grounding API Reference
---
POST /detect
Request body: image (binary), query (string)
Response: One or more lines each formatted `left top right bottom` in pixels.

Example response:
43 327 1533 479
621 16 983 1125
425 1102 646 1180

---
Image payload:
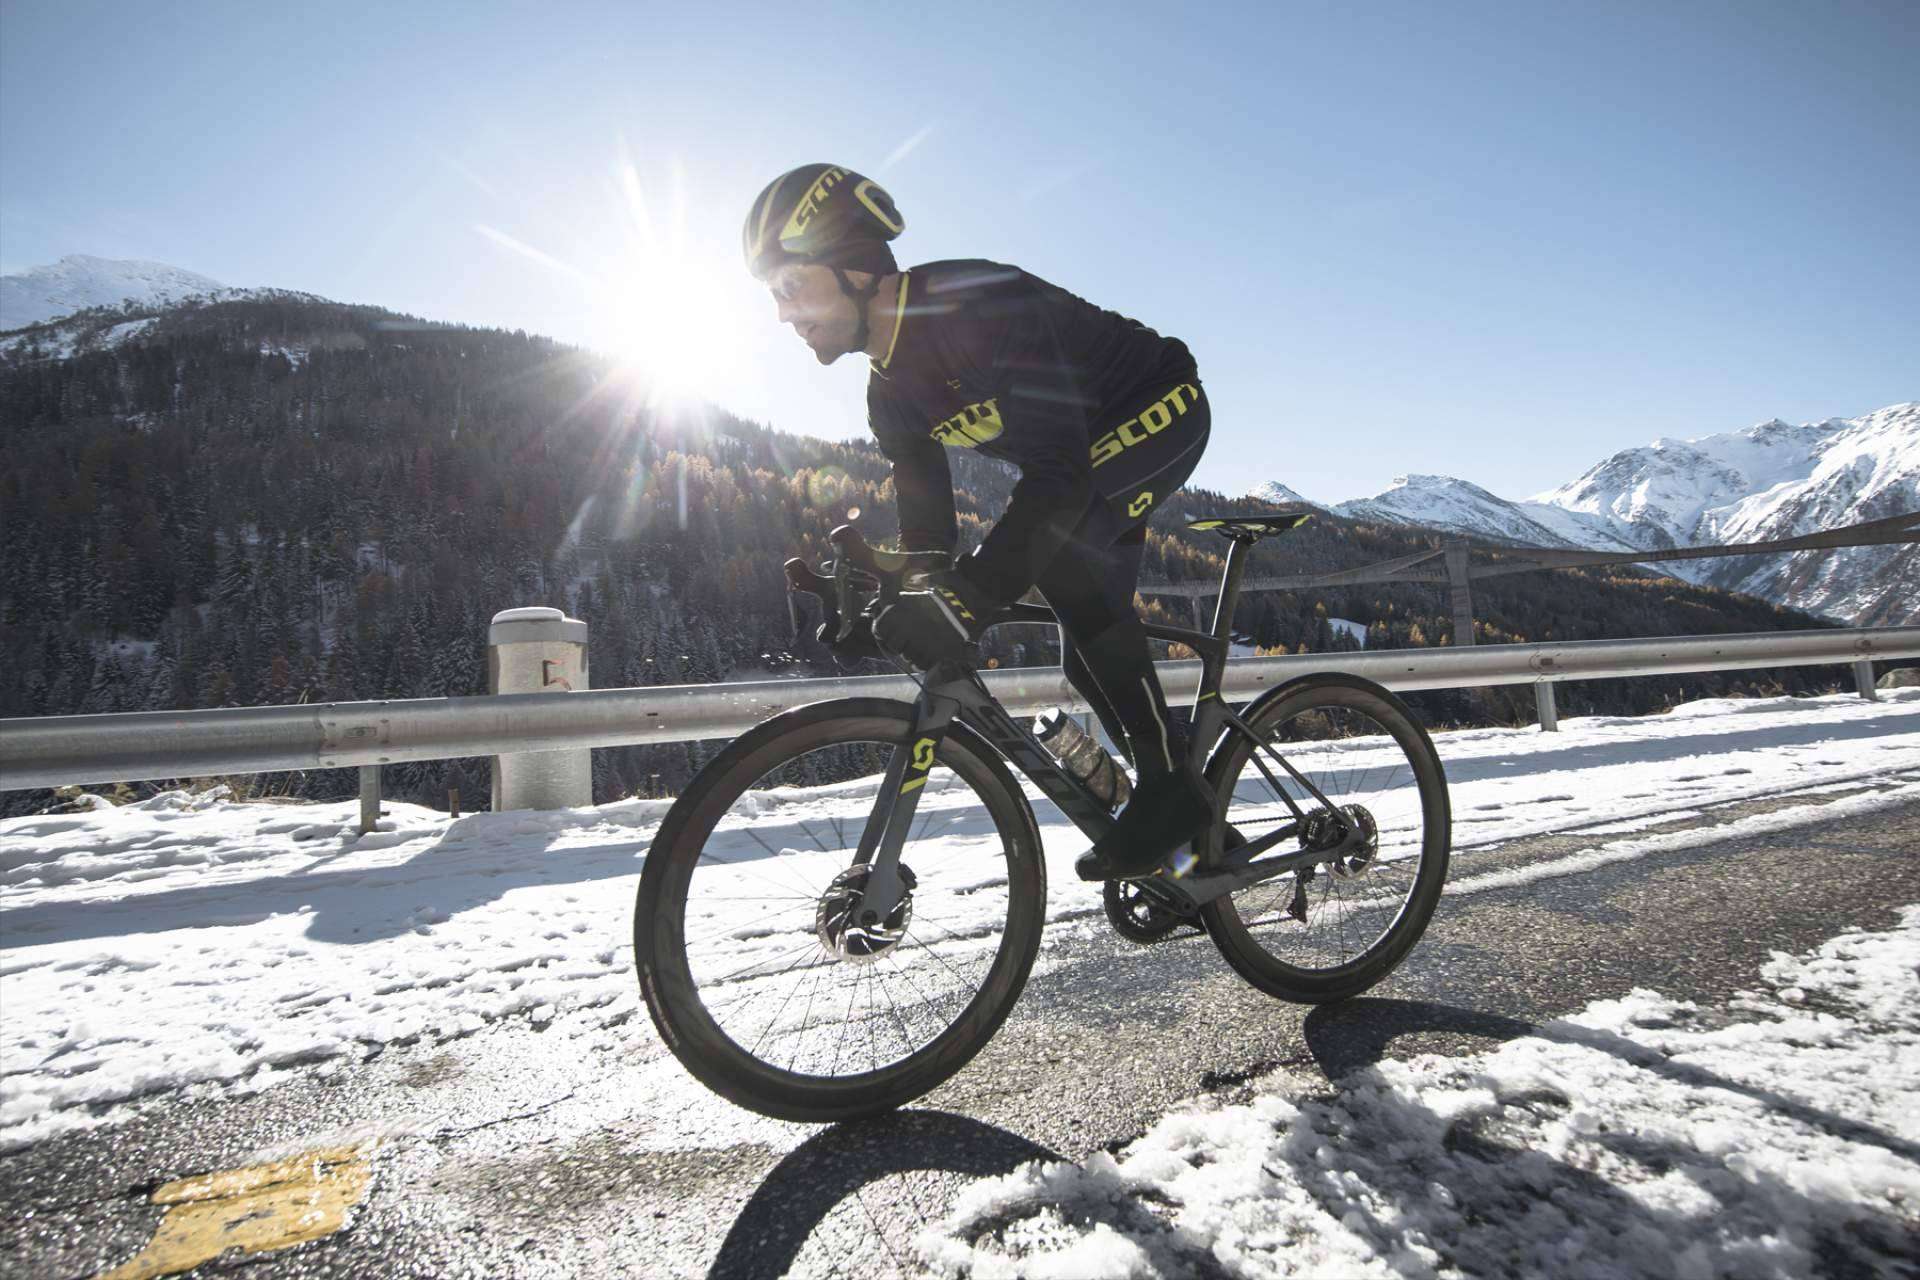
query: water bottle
1033 708 1132 811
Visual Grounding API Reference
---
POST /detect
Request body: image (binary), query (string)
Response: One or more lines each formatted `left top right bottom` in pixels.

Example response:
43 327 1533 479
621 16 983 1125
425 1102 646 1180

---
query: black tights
1033 425 1206 784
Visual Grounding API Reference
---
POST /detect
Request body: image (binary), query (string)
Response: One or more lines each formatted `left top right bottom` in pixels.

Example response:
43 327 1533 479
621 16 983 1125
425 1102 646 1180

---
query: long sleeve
870 380 957 554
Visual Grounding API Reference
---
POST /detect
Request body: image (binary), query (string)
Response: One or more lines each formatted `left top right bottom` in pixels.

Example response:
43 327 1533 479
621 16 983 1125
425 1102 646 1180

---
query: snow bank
917 908 1920 1278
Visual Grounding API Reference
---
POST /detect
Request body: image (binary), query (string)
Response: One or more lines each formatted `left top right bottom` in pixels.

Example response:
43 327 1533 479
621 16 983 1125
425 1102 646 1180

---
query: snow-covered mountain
1256 403 1918 625
1533 403 1918 624
1249 479 1319 508
0 255 224 331
1332 474 1640 552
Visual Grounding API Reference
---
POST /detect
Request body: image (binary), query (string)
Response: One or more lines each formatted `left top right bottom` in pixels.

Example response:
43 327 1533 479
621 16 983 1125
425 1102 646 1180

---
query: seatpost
1210 536 1254 642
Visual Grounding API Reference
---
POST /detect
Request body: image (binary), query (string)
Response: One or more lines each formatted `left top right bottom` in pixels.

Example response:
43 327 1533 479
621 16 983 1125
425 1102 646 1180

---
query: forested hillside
0 297 1846 815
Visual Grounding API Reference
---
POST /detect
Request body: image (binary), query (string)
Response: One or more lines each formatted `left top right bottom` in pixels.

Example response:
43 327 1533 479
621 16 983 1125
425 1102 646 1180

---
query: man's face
767 263 855 365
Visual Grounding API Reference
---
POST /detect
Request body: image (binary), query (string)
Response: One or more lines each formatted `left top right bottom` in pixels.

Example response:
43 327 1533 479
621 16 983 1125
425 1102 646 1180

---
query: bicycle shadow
1260 1047 1919 1279
705 1109 1063 1280
1428 705 1917 790
1302 996 1920 1166
1 785 1003 950
933 995 1920 1276
0 823 654 948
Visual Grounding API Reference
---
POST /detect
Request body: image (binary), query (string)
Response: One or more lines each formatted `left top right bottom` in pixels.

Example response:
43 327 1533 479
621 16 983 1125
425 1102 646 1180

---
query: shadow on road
0 829 651 948
706 1110 1062 1280
1305 996 1920 1166
1431 705 1915 789
1302 997 1539 1080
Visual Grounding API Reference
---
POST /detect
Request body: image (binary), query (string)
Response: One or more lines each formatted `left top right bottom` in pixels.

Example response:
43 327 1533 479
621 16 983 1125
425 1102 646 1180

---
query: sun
600 247 740 407
478 151 752 413
593 155 756 411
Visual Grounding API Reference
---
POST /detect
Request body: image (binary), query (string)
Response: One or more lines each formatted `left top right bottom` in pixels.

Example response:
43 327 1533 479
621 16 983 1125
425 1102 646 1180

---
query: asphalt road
6 775 1917 1280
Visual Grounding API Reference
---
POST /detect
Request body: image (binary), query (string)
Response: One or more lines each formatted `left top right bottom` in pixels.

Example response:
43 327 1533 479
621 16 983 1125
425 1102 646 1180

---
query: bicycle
633 513 1451 1123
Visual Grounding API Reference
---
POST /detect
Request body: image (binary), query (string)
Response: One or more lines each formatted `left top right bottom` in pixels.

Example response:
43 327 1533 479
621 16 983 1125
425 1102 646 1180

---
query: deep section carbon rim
641 714 1043 1114
1203 681 1448 996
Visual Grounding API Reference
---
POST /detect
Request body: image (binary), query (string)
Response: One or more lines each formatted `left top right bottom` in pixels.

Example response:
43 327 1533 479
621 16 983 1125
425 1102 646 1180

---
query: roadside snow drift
917 907 1920 1279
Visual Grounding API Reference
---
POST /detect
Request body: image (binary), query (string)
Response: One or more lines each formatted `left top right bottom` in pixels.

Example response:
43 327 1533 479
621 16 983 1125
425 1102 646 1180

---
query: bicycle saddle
1185 512 1314 541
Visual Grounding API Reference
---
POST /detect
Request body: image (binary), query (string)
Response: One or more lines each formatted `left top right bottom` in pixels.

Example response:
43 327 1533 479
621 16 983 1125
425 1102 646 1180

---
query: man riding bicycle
744 163 1211 883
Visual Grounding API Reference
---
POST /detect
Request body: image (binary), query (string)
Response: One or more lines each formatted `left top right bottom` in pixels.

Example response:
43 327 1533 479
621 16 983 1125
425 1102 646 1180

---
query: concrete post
489 607 591 811
1444 541 1475 647
1853 659 1879 702
1535 683 1560 732
358 764 382 833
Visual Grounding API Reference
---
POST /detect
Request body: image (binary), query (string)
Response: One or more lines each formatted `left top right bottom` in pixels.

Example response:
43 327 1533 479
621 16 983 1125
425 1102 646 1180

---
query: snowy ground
2 689 1916 1155
916 906 1920 1279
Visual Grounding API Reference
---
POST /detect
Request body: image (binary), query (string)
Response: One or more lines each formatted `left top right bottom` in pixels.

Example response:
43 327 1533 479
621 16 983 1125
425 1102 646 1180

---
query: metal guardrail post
1854 659 1879 702
358 765 381 833
1535 683 1560 731
489 608 591 811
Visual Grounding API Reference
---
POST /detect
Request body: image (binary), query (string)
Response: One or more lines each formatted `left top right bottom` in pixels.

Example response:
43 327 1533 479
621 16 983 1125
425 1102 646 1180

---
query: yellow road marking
98 1144 376 1280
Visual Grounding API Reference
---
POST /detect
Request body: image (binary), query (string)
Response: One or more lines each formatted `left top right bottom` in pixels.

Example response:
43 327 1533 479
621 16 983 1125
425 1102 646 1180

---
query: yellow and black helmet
742 164 905 280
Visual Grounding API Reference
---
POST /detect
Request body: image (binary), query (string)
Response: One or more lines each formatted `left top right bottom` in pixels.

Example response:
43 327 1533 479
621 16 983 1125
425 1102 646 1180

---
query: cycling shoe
1074 771 1213 881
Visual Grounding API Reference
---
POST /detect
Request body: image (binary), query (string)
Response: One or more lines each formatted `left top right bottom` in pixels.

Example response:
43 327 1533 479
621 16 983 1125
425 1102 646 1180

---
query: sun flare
478 150 753 414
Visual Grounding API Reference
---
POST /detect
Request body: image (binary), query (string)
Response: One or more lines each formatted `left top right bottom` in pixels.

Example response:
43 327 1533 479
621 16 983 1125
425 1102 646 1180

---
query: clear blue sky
3 0 1914 502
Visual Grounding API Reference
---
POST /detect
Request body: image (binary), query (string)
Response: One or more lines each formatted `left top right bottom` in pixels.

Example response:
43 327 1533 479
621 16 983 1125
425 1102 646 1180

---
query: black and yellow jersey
868 259 1201 603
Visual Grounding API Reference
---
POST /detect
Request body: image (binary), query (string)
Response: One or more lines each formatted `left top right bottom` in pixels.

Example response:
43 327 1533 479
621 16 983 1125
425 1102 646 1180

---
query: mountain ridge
1258 403 1918 624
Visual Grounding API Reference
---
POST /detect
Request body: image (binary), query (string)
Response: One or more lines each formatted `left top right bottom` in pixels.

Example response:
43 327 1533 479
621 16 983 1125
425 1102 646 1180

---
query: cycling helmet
743 164 904 357
742 164 904 279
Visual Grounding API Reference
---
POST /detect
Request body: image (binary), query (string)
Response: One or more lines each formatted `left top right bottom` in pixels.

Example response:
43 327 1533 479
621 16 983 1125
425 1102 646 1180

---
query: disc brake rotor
816 863 915 964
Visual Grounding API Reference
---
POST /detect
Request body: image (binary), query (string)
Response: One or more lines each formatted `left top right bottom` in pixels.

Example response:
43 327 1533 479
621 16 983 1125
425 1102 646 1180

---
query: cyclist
744 163 1211 882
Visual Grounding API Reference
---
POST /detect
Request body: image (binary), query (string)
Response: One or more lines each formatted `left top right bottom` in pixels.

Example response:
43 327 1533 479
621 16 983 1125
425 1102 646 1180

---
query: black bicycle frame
847 535 1364 925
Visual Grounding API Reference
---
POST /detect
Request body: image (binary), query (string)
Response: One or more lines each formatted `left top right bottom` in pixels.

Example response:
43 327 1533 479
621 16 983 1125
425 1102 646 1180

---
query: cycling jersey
868 259 1202 603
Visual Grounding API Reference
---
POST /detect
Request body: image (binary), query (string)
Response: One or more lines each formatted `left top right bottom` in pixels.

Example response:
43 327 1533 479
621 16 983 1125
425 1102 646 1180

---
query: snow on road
1 690 1916 1152
916 906 1920 1280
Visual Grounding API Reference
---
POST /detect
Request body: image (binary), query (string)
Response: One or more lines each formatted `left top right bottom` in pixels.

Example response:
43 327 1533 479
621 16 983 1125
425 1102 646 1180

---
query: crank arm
1137 844 1328 914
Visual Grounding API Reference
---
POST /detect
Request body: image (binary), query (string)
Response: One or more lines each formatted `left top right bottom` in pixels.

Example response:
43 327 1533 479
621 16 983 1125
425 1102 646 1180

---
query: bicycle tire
634 697 1046 1123
1198 673 1451 1003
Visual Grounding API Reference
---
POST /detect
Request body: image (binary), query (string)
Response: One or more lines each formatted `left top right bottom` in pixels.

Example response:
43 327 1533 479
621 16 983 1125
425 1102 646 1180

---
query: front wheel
634 698 1046 1123
1199 674 1451 1003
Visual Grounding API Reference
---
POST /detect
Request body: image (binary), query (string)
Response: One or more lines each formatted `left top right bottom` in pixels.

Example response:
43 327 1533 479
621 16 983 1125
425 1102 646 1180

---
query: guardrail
4 626 1914 799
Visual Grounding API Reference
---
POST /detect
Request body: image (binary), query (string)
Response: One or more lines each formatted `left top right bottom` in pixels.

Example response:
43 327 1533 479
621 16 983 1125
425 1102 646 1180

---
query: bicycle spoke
659 730 1032 1095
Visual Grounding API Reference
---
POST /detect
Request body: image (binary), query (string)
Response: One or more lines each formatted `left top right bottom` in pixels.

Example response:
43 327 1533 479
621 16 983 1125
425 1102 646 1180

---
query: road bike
634 514 1451 1122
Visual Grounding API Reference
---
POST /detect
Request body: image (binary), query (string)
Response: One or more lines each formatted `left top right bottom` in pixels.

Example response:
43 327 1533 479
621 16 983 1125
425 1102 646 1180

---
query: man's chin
811 343 847 366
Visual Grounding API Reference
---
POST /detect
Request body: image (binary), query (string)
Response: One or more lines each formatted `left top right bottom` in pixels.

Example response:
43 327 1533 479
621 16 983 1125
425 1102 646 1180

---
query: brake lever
832 557 858 643
784 557 840 642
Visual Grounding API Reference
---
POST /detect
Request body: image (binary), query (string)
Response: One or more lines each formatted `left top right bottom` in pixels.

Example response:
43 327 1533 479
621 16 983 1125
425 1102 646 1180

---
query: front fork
848 672 963 924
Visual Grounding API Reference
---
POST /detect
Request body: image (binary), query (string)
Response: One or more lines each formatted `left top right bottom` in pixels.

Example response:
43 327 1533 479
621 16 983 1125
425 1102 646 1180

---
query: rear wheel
634 699 1046 1123
1198 675 1450 1003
